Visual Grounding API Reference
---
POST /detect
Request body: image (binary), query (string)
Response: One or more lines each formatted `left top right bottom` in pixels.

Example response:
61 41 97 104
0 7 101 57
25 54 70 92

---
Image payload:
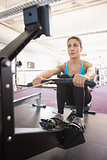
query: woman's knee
73 86 84 93
85 93 92 105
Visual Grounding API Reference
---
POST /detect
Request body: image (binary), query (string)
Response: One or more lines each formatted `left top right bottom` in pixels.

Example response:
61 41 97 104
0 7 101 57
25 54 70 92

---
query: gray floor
14 100 107 160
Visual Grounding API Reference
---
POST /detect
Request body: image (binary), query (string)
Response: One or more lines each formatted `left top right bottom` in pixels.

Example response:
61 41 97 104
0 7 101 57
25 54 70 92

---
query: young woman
32 36 95 129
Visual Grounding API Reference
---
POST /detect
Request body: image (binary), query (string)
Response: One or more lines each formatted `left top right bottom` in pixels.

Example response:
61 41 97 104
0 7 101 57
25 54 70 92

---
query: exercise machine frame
0 5 85 160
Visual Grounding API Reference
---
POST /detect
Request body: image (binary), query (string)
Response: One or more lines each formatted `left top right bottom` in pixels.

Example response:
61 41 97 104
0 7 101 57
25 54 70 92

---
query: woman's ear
80 47 82 52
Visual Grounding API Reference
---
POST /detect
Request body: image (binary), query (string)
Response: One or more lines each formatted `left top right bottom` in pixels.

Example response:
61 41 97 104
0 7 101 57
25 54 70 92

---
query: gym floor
14 98 107 160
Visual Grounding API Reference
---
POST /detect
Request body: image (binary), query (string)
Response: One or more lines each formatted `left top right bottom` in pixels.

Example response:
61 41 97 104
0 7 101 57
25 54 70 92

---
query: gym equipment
16 60 22 68
0 5 85 160
27 79 96 114
41 79 96 115
64 103 96 115
40 116 84 131
27 78 96 130
40 117 85 149
27 78 96 88
14 91 46 108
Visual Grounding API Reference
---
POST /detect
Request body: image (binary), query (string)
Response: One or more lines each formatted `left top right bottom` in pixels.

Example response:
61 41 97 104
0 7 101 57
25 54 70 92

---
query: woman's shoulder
83 60 93 70
83 60 93 66
57 62 67 72
62 62 68 69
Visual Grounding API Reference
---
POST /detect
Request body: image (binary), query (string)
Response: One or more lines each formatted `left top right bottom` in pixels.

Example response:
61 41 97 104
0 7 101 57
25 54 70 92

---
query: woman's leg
57 74 74 114
57 74 92 117
84 86 92 106
72 85 92 117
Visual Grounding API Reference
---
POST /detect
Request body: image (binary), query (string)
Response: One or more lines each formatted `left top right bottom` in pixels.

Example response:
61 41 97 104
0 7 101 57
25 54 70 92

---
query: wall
12 43 58 85
51 3 107 36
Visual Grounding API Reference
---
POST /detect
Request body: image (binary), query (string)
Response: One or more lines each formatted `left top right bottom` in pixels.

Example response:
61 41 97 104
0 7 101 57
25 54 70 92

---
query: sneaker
71 116 86 131
54 113 64 121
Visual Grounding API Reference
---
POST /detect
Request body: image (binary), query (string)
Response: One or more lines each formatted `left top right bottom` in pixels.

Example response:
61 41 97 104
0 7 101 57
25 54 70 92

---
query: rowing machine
0 5 85 160
27 79 96 131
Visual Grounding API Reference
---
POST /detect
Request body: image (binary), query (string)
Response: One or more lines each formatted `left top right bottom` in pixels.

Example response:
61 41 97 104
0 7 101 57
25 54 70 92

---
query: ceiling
0 0 107 62
0 0 107 33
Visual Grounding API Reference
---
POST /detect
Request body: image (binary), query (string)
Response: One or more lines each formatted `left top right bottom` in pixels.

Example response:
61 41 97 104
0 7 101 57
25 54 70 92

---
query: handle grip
85 80 96 88
27 82 33 87
27 80 48 87
41 79 96 88
27 79 96 88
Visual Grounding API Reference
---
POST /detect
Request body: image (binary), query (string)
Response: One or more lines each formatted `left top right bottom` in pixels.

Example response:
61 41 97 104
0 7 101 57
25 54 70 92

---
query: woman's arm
84 61 95 80
32 63 65 85
73 61 95 87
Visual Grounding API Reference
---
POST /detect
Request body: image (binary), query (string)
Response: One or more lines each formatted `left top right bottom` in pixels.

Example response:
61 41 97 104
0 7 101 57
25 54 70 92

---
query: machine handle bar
27 78 96 88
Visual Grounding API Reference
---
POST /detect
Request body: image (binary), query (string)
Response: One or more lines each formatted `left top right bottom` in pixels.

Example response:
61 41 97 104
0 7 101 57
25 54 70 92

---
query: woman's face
67 38 82 59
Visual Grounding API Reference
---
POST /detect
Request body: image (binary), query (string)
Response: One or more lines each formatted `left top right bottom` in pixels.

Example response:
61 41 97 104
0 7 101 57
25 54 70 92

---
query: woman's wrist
85 75 90 80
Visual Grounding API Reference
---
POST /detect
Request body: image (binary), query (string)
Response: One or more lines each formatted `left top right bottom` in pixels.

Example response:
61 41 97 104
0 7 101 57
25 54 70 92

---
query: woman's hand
32 76 45 86
72 74 90 87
